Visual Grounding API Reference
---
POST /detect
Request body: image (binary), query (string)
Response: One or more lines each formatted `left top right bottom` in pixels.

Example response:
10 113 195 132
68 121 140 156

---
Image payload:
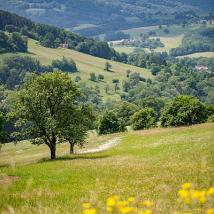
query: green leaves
9 72 86 158
131 108 156 130
97 111 126 135
160 95 207 127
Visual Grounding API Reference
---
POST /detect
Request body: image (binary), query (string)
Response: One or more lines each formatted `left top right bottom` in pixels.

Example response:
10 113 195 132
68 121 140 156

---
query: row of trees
0 31 27 53
0 72 213 160
0 56 78 90
97 95 213 134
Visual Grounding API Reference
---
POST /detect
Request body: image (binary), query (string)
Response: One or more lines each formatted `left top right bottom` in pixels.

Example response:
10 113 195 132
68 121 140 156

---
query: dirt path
78 137 121 154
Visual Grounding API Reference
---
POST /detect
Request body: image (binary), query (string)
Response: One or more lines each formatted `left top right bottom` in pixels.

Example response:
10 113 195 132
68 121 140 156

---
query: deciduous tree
9 72 83 159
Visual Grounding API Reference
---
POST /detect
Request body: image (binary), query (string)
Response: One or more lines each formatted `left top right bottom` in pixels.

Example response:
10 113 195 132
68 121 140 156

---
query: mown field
113 24 214 57
177 52 214 59
0 39 152 101
0 123 213 213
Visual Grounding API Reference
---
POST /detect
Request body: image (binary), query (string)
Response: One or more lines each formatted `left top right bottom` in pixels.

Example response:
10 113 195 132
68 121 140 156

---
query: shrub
52 56 77 73
104 62 112 71
116 101 140 126
98 74 104 81
90 73 97 81
112 79 119 84
97 111 126 135
160 95 207 127
75 76 81 82
131 108 156 130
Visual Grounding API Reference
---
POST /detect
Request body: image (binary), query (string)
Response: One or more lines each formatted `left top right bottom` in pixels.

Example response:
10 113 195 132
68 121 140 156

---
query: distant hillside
0 10 127 62
0 39 152 100
0 0 213 37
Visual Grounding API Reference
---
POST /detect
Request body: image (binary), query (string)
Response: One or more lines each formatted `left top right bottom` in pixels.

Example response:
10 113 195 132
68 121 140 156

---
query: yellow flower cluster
82 196 154 214
106 195 153 214
178 183 214 213
82 183 214 214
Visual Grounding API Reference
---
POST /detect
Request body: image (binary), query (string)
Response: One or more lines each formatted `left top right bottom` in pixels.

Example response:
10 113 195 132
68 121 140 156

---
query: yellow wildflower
120 207 134 214
143 200 154 207
178 189 189 198
191 189 206 204
207 187 214 196
206 208 214 214
83 208 96 214
142 209 152 214
117 200 129 208
182 183 192 189
82 203 91 209
198 191 206 204
106 197 116 207
191 190 201 200
178 189 190 204
128 197 135 202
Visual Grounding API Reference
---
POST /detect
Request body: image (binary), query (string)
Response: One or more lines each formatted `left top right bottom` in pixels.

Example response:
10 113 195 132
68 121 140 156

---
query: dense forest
0 0 214 37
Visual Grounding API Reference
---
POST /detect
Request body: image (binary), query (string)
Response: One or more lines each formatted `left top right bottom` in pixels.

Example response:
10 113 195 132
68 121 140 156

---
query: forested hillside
0 0 213 37
0 10 126 62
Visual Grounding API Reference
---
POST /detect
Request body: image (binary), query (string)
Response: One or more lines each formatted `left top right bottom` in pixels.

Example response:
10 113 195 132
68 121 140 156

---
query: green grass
177 52 214 59
0 123 213 213
0 39 152 101
119 24 207 54
151 35 184 53
122 26 159 39
113 46 138 54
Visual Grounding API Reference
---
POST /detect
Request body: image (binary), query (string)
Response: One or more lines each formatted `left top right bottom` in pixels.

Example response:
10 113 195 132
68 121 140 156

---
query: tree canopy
97 111 126 135
9 72 90 159
131 108 156 130
160 95 207 127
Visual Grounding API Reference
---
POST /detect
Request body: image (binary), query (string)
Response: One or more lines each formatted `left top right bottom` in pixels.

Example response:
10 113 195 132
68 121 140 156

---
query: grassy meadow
177 52 214 59
0 39 152 101
0 123 213 213
151 35 184 53
112 24 214 57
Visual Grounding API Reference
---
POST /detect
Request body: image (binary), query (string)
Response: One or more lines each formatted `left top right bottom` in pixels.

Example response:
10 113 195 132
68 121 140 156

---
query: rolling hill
0 39 152 100
0 0 213 37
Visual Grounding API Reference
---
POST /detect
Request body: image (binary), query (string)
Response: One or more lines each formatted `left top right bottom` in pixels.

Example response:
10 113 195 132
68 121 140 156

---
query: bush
90 73 97 81
112 79 119 84
160 95 207 127
52 57 77 73
0 31 27 53
116 101 140 126
75 76 81 82
98 74 104 81
131 108 156 130
97 111 126 134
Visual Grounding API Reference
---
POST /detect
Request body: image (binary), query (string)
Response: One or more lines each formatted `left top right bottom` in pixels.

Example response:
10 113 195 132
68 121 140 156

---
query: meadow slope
0 123 213 213
0 39 152 100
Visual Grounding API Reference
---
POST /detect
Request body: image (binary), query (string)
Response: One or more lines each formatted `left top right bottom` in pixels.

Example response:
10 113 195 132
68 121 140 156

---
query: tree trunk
49 138 56 160
50 145 56 160
69 141 74 154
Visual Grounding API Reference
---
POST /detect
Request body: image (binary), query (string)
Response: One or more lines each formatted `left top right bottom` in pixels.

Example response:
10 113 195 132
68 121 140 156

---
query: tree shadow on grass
27 51 36 55
0 164 10 168
39 153 110 163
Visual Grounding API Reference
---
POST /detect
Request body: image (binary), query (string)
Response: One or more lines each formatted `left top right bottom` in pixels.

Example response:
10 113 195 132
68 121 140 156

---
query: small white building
195 65 209 72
